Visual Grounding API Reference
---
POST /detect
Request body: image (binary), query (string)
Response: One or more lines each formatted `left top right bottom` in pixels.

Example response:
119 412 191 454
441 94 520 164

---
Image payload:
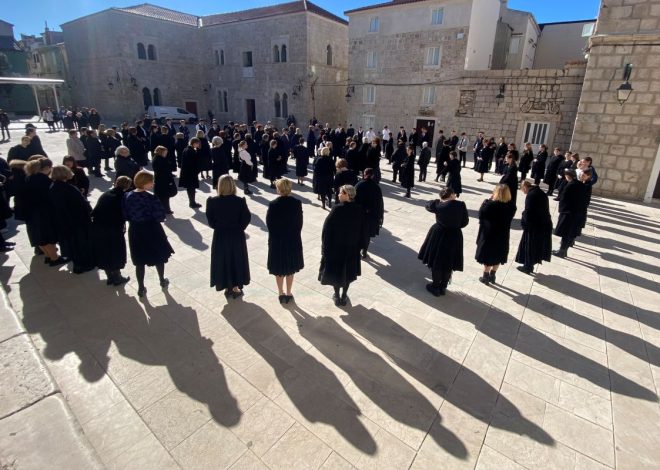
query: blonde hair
340 184 356 201
196 130 205 138
106 128 116 137
320 147 331 157
133 170 154 189
154 145 168 157
21 136 31 145
275 178 292 196
492 184 512 203
9 160 27 171
51 165 74 182
217 174 236 196
336 158 348 169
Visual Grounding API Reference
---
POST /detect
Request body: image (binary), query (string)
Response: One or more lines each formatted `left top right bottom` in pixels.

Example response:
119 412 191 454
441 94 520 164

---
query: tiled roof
115 3 199 26
203 0 347 26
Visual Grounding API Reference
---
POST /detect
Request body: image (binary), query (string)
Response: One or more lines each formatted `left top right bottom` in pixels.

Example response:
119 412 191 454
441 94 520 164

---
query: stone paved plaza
1 128 660 469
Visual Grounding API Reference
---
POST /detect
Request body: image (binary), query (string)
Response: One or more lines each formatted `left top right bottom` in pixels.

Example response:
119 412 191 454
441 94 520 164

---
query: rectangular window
523 121 550 152
425 46 441 67
218 90 228 113
369 17 379 32
363 85 376 104
242 51 253 67
431 8 444 25
582 23 595 37
422 86 436 105
509 36 521 55
366 51 377 69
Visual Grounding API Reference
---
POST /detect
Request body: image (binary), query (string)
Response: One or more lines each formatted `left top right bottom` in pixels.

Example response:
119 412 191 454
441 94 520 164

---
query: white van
146 106 197 123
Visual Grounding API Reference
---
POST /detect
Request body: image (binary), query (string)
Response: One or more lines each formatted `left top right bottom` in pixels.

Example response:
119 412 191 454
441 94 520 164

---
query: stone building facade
570 0 660 201
61 2 348 127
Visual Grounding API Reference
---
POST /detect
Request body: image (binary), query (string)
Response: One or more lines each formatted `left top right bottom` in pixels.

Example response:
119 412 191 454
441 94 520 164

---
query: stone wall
570 0 660 201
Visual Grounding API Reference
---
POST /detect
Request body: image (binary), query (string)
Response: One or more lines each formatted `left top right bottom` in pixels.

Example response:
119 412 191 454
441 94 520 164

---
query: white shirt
457 137 469 152
382 128 391 141
366 130 376 143
239 149 253 166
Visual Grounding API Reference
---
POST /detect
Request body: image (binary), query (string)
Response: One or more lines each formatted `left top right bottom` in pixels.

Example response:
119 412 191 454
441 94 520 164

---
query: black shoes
360 249 368 259
489 272 496 284
553 249 567 258
333 293 341 306
48 257 67 267
517 265 533 275
189 202 202 209
137 287 147 297
160 278 170 288
245 190 253 195
340 294 348 306
426 283 446 297
279 294 294 304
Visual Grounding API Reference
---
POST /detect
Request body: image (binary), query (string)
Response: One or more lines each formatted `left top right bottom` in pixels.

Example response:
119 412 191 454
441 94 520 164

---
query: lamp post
616 63 633 105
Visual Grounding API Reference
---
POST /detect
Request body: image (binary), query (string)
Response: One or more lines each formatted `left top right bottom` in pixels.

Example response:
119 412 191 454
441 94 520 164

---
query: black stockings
136 263 165 289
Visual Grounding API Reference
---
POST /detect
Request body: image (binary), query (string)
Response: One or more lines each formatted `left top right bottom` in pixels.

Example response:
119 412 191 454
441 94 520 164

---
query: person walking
319 185 367 306
124 171 173 297
400 144 416 198
237 140 255 195
499 151 519 207
391 140 405 182
292 137 310 185
91 176 132 286
475 184 516 284
313 146 335 209
519 142 534 183
267 139 283 189
444 151 462 197
457 132 468 167
152 145 176 215
418 188 469 296
355 168 384 259
266 178 304 303
206 175 251 298
366 138 382 183
515 180 552 273
530 144 548 186
333 158 358 204
418 141 431 182
179 137 202 208
0 109 10 141
552 169 587 258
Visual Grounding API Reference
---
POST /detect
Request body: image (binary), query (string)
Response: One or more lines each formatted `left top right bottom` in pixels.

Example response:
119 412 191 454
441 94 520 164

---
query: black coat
400 154 415 189
515 186 552 266
355 179 384 238
7 145 30 162
27 135 47 158
292 144 310 177
126 134 148 166
91 187 127 271
153 157 175 199
544 154 563 187
211 146 230 184
50 180 94 269
115 156 140 182
334 169 358 195
475 199 516 265
500 163 519 206
268 148 284 180
477 144 495 173
418 147 431 167
345 148 360 173
519 150 534 174
206 195 251 290
446 159 462 195
391 145 406 171
124 191 173 266
198 138 212 172
313 156 334 195
266 196 304 276
418 199 469 272
70 167 90 196
319 201 367 286
366 146 381 169
85 137 103 165
554 179 587 239
531 150 548 180
24 172 57 246
179 146 200 189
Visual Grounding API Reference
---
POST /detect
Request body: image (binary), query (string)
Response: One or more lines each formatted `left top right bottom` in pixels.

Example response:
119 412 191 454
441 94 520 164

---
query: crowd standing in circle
0 111 599 305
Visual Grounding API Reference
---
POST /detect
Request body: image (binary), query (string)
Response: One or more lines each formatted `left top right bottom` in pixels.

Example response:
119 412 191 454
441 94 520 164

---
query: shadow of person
165 217 209 250
287 304 468 458
368 234 657 402
589 213 660 234
220 301 377 454
340 305 554 448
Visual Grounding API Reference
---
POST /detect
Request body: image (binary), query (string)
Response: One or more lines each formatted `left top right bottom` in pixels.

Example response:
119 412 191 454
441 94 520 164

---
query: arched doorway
142 87 152 110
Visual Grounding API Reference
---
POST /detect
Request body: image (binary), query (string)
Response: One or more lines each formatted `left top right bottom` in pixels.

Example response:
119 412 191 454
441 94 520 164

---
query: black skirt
267 237 304 276
418 224 464 272
93 225 127 270
210 229 250 290
128 220 174 266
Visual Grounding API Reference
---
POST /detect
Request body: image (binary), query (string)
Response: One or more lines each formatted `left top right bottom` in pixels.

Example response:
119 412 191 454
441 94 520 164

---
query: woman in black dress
515 180 552 273
92 176 132 285
114 145 140 183
499 152 519 207
210 136 230 188
267 139 283 189
206 175 251 298
418 188 469 296
519 142 534 183
49 165 95 274
63 156 90 197
123 171 173 297
400 144 416 198
237 140 255 195
475 184 516 284
319 185 367 306
531 144 548 186
179 137 202 208
292 138 310 185
494 137 508 175
313 146 335 209
152 145 176 215
23 158 66 266
444 151 462 197
476 138 495 182
266 178 304 303
354 168 384 258
333 158 357 204
196 130 212 180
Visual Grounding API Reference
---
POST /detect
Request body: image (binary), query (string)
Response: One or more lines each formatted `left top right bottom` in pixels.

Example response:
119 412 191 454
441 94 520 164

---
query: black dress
554 179 587 239
544 155 563 189
179 146 200 189
91 187 127 271
318 201 367 287
333 169 358 196
198 138 212 172
50 180 94 270
266 196 304 276
519 150 534 177
313 156 334 196
123 191 174 266
292 144 310 177
400 154 415 189
477 145 494 173
499 163 519 206
24 172 57 247
211 146 230 187
515 186 552 266
206 195 251 290
115 156 140 182
445 159 462 195
355 179 384 238
268 148 284 181
418 199 469 272
475 199 516 265
530 150 548 181
153 157 175 199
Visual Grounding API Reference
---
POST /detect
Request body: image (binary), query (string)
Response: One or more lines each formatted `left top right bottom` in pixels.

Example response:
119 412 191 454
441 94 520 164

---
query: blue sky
3 0 600 37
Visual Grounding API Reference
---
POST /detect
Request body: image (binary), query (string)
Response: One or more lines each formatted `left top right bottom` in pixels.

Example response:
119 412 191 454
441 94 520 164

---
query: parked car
146 106 197 123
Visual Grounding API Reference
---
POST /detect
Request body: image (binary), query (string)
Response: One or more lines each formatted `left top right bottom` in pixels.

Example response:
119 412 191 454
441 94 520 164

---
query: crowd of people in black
0 112 599 305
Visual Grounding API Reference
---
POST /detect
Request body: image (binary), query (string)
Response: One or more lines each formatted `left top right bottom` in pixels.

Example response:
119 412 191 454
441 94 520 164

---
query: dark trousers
431 269 452 288
392 166 399 182
520 171 528 182
159 196 171 213
186 188 196 204
472 151 479 169
459 151 466 167
0 124 8 140
560 236 573 251
419 165 427 181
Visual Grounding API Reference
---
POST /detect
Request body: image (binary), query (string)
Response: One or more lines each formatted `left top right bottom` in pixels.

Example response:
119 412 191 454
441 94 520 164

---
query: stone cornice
589 32 660 47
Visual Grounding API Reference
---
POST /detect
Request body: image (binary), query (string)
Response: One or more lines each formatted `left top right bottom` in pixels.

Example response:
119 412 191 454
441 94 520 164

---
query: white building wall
464 0 502 69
